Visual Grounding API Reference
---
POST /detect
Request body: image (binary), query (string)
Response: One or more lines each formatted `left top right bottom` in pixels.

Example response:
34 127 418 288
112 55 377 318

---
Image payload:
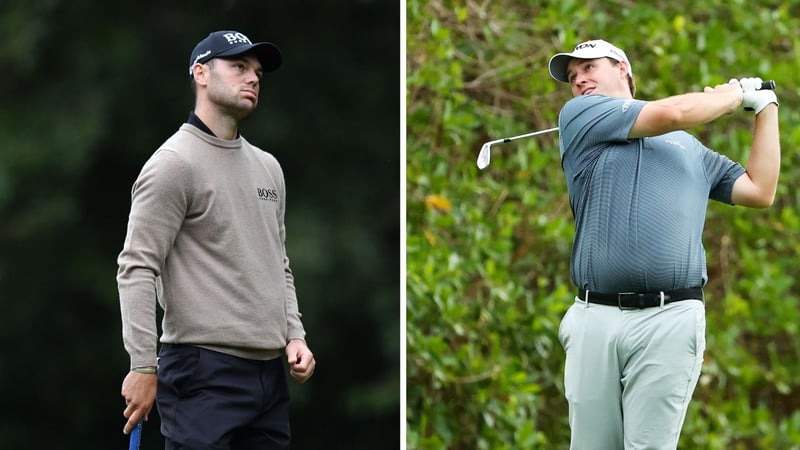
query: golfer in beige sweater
118 30 315 449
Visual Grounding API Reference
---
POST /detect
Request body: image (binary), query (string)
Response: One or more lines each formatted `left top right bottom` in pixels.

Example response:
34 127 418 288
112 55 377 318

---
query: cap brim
216 42 282 72
549 48 631 83
548 53 573 83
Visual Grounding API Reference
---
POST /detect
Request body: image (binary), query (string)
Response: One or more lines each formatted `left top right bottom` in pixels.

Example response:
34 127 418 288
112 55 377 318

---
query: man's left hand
286 339 316 383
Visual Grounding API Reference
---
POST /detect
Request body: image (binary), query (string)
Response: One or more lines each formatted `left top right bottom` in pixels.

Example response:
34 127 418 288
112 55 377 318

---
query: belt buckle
617 292 639 310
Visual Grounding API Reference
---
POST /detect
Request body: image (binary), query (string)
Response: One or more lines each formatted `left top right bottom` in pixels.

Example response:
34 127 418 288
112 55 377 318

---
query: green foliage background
407 1 800 449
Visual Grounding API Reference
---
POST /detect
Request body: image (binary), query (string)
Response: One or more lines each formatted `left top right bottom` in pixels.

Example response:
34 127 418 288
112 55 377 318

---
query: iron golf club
476 79 776 170
477 127 559 170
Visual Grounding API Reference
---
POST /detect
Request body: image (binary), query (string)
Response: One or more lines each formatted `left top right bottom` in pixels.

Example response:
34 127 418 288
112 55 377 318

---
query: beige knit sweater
118 124 306 368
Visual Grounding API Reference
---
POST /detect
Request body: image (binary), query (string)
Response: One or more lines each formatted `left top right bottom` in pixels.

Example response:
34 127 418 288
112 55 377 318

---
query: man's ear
618 60 630 79
191 64 208 86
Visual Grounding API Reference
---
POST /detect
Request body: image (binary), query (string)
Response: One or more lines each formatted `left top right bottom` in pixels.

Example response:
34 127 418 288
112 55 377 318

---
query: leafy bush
407 1 800 448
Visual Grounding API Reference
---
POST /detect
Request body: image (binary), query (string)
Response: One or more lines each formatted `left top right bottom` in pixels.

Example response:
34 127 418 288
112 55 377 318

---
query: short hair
608 57 636 97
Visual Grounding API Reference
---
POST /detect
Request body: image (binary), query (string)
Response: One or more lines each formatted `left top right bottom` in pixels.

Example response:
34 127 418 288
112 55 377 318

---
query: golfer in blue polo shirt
549 39 780 449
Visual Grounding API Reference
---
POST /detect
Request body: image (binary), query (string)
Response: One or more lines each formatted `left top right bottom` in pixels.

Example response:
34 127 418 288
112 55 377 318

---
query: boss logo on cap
223 32 252 45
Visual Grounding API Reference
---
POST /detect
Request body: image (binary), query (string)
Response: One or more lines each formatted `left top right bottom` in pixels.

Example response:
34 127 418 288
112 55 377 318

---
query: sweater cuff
287 327 306 343
130 353 158 370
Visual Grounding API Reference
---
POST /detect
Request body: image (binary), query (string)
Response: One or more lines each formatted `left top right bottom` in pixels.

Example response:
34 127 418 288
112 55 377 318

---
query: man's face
205 53 264 119
566 57 629 98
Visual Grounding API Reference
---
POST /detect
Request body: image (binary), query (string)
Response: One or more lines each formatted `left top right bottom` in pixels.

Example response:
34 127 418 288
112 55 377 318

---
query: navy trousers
156 344 291 450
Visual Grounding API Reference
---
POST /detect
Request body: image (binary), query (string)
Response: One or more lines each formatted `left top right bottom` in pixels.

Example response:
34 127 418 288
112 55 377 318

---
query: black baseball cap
188 30 282 77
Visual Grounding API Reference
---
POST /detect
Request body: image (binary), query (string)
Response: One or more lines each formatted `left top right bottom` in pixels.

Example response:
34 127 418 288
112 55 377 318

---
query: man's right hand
121 370 157 434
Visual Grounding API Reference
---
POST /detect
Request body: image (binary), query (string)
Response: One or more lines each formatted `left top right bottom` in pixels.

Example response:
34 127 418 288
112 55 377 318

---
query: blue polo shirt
559 94 746 293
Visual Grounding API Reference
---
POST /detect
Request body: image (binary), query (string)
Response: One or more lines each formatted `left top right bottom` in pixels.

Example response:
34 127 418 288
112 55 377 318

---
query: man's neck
193 107 240 140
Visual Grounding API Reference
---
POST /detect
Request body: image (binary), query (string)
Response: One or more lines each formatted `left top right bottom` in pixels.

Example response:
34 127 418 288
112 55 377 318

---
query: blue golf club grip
129 419 142 450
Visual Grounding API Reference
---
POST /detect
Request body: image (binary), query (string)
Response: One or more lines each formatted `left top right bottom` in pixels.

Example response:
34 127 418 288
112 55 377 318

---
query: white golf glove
737 77 763 92
734 77 778 114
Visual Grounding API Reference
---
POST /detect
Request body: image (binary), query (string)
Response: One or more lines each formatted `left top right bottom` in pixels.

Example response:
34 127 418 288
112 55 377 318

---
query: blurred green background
0 1 399 448
407 1 800 449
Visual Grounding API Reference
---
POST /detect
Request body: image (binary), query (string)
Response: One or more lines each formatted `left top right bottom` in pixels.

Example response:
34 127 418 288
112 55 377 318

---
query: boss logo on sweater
256 187 279 203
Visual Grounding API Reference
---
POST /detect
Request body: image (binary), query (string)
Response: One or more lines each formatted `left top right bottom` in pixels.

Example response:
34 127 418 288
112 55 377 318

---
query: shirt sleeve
702 146 747 204
558 95 647 179
117 149 189 368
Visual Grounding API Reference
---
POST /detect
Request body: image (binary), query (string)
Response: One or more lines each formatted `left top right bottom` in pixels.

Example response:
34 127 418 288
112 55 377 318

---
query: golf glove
736 77 779 114
737 77 763 92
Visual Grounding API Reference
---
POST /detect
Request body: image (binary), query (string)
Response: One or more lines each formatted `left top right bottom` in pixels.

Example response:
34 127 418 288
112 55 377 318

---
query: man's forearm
746 104 781 200
631 89 741 138
661 91 740 124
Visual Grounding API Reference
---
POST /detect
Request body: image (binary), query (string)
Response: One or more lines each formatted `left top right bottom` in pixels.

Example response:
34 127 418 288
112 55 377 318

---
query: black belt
578 287 704 309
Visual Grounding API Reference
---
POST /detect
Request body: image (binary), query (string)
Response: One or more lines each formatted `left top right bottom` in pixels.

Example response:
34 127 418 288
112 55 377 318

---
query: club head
477 142 492 170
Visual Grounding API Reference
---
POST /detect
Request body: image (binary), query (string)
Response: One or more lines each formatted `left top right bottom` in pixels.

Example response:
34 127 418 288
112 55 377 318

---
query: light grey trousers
558 297 706 450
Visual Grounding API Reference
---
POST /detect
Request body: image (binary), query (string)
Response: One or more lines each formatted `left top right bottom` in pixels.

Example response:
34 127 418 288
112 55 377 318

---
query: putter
129 419 142 450
477 127 559 170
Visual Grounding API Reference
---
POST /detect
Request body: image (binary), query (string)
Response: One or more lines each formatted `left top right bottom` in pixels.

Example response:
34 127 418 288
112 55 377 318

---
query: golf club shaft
501 127 560 143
